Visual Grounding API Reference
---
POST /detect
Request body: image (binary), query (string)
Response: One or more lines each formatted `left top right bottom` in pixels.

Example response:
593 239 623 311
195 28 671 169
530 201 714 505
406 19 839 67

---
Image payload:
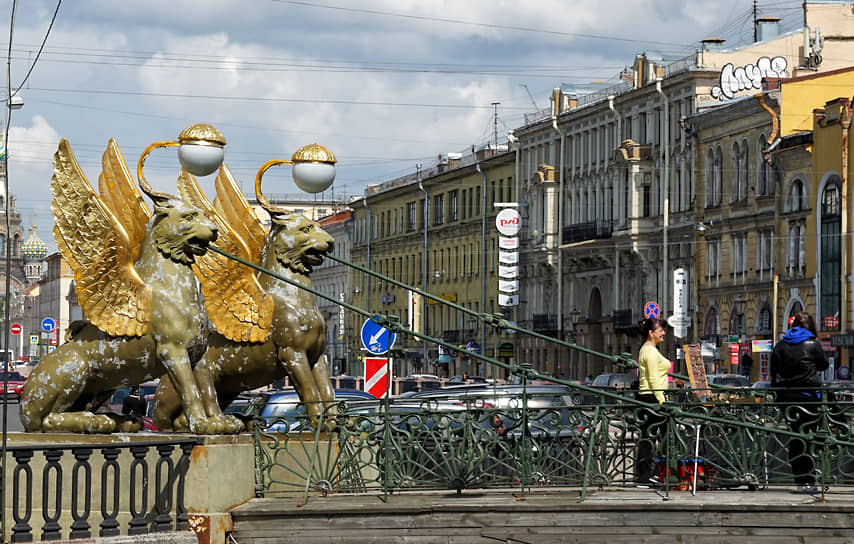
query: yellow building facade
349 149 516 379
688 67 854 379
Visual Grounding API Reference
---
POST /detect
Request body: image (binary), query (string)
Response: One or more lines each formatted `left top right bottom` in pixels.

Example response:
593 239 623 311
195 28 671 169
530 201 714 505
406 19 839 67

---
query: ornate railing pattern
5 438 199 542
253 385 854 502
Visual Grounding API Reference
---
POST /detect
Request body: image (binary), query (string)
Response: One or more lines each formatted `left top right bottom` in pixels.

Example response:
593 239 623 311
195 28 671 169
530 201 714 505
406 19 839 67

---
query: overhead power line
271 0 699 48
13 0 60 94
26 87 531 110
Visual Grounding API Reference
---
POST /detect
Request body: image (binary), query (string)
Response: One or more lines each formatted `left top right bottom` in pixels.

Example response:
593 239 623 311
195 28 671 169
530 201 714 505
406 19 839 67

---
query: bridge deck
231 486 854 543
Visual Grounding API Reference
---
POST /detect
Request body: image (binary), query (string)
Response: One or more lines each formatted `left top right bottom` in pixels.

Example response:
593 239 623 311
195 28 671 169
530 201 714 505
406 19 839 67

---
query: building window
449 190 458 221
730 141 741 203
705 148 714 207
786 179 805 211
758 134 770 196
642 181 651 217
433 194 444 225
703 307 718 338
740 139 749 201
729 306 745 336
706 238 720 283
820 179 842 331
787 222 806 276
756 306 772 333
713 146 722 206
475 187 481 216
757 230 773 275
731 233 746 277
407 202 416 231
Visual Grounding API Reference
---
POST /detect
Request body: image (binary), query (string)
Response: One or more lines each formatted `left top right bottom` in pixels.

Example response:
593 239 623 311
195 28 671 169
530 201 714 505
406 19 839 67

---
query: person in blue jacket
770 311 829 493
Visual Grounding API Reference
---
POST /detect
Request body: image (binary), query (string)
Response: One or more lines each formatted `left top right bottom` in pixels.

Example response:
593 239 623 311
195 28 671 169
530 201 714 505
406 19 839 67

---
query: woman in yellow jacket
636 317 671 486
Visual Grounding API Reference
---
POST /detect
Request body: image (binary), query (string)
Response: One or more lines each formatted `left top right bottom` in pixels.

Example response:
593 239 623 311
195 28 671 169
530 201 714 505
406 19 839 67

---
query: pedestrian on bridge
771 310 828 494
635 317 671 487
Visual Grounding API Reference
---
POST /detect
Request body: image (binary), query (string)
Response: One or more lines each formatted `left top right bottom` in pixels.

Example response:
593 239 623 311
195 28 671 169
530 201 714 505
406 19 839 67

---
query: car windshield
0 372 24 381
712 376 749 387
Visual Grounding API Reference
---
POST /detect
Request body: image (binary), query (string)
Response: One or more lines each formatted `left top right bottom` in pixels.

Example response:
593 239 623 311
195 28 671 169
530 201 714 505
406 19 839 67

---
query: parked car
410 383 586 438
582 372 636 405
707 374 750 388
447 375 488 385
103 379 159 413
0 371 27 400
261 389 378 433
142 394 158 431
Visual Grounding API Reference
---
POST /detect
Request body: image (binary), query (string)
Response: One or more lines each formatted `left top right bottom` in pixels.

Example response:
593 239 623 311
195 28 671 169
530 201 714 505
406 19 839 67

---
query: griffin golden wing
98 138 151 259
177 170 272 343
51 139 151 336
213 163 267 263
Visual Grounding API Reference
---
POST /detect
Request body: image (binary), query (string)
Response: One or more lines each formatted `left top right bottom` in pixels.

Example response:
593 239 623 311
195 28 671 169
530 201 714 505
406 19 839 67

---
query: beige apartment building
349 149 516 379
512 2 854 380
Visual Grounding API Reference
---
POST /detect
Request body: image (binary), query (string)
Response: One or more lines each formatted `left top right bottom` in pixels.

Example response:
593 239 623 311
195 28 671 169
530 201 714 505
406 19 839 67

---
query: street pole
417 165 428 370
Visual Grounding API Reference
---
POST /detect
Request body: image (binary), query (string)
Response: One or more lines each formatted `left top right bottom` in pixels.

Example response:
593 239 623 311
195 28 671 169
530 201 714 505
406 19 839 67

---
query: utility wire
272 0 698 48
13 0 60 94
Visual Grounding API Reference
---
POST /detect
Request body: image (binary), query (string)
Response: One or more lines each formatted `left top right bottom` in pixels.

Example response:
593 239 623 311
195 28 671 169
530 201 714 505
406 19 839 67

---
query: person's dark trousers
777 389 821 486
635 393 666 484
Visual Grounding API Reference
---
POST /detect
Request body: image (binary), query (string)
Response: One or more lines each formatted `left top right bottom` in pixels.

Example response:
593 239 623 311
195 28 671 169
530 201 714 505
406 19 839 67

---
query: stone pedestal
0 432 256 544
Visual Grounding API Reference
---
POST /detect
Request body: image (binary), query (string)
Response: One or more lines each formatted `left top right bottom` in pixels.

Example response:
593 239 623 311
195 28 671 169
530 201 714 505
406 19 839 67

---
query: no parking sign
643 302 660 320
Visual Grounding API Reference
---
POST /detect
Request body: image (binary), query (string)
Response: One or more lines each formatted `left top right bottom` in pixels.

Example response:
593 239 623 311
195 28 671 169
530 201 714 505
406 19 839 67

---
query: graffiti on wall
710 56 788 100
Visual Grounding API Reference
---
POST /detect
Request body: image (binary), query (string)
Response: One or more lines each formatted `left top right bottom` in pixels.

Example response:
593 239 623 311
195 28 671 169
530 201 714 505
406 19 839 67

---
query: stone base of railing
2 432 256 544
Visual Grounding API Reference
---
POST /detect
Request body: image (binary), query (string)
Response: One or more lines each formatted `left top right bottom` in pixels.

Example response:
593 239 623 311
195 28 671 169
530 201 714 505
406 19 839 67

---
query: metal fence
5 437 199 542
253 384 854 502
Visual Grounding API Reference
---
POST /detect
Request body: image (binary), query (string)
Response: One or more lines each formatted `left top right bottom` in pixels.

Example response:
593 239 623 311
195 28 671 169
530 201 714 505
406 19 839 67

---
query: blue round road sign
361 317 397 355
643 302 660 320
41 317 57 333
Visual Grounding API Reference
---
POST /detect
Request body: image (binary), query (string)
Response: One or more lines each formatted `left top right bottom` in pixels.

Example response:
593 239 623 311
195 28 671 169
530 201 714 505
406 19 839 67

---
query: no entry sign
9 323 21 335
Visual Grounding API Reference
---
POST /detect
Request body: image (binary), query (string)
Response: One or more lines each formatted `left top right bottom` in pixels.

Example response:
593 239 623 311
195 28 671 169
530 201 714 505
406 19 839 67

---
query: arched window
705 147 714 207
0 234 6 255
729 306 745 336
756 305 772 334
703 307 718 338
740 138 749 201
786 179 805 211
788 300 804 322
731 141 741 202
713 146 723 206
758 134 769 196
820 178 842 331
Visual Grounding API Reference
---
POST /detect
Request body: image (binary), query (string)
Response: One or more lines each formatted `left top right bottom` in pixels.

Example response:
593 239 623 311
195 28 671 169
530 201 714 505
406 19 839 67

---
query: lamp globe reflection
176 123 226 176
291 144 336 193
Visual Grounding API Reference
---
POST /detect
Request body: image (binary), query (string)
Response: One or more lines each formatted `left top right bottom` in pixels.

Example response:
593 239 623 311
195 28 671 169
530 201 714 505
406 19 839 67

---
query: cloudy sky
3 0 804 250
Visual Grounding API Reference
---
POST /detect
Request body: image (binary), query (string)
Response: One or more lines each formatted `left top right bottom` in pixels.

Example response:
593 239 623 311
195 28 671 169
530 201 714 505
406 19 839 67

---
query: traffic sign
9 323 21 335
364 357 391 398
29 334 38 345
643 302 660 320
361 317 397 355
41 317 57 333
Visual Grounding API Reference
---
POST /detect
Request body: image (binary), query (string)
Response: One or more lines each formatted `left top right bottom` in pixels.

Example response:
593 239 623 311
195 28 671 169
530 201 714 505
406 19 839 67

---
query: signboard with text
684 344 709 402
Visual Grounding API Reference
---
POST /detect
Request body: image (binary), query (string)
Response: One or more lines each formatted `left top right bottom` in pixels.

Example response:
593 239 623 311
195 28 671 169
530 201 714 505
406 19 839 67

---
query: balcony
562 220 614 244
613 308 638 334
532 314 558 336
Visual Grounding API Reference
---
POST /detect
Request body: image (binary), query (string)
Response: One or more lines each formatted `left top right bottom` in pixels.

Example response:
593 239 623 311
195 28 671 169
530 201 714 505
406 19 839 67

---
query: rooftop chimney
756 17 780 42
701 37 726 50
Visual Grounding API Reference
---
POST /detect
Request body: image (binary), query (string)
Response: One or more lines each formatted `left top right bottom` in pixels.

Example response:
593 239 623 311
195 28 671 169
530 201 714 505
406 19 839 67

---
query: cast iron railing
5 438 199 541
207 246 848 503
253 383 854 503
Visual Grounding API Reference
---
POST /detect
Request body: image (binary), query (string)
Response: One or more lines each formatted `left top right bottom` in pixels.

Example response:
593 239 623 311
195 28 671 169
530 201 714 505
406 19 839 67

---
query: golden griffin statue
19 127 270 434
153 154 336 431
